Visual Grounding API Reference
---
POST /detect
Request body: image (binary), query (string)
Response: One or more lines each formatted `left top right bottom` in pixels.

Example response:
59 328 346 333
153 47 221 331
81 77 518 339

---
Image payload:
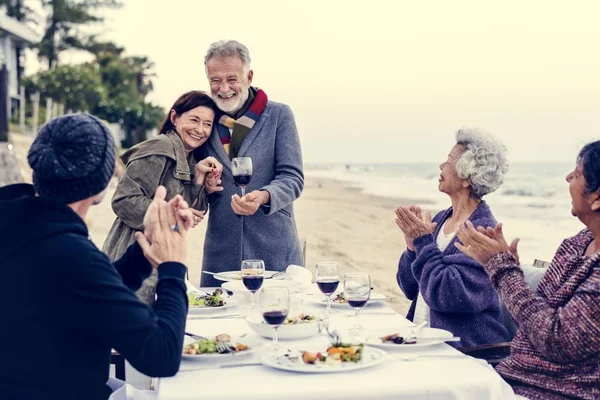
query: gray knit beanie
27 114 116 204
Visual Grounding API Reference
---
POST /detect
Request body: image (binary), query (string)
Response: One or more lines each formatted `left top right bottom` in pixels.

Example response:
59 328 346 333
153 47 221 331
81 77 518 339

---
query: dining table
155 284 517 400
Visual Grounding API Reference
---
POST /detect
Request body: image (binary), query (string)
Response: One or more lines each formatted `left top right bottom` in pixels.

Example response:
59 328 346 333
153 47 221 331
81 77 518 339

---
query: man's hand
194 157 222 186
136 186 189 268
205 171 224 194
231 190 270 216
196 156 224 194
191 209 205 228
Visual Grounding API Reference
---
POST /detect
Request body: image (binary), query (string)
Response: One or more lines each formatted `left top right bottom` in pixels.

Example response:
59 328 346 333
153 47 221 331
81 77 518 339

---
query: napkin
285 264 313 286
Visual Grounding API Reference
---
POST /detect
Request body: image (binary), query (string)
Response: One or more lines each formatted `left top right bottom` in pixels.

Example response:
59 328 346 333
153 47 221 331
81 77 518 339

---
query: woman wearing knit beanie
103 91 222 305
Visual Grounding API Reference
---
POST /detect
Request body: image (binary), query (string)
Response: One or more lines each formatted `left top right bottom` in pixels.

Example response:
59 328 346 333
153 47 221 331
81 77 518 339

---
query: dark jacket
396 201 511 347
0 184 188 400
103 130 206 303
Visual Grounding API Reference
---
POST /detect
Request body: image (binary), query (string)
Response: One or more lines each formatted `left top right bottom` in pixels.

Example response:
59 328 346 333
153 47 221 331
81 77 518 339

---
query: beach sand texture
11 133 412 315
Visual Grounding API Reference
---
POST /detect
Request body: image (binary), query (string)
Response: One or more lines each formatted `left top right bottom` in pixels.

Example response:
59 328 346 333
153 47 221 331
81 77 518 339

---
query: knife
401 336 461 344
187 313 243 320
181 362 262 372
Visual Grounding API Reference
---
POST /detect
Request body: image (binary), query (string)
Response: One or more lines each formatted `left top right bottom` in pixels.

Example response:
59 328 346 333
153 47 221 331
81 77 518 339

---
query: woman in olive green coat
103 91 222 304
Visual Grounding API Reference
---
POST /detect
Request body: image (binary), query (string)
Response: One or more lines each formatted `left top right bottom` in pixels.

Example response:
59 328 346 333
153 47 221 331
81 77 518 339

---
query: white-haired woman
395 128 511 347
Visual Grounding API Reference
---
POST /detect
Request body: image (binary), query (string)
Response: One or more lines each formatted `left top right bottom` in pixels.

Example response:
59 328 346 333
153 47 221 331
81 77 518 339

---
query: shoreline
87 174 416 315
9 132 415 315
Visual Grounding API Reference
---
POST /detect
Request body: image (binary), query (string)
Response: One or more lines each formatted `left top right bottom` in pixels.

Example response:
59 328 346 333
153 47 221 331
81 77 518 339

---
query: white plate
182 335 263 361
222 279 303 294
260 346 386 373
310 291 387 308
187 288 237 314
213 270 279 282
188 298 238 314
363 327 453 349
245 315 320 340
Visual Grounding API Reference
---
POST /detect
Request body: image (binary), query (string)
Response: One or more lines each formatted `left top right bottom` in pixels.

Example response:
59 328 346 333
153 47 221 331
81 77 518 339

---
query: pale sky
27 0 600 163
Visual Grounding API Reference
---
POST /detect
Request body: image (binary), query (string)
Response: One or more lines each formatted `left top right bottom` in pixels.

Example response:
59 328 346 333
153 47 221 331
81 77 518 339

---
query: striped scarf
217 88 268 159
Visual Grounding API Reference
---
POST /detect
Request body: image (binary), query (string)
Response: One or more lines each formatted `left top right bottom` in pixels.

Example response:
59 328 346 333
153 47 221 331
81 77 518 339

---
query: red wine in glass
241 259 265 309
347 298 369 308
344 272 371 336
315 262 340 314
316 279 339 295
262 310 288 326
260 287 290 353
243 275 264 292
232 157 253 196
234 174 252 187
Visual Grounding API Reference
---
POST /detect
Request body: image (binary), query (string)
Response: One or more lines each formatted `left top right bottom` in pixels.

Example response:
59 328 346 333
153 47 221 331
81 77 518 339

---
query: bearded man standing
199 40 304 287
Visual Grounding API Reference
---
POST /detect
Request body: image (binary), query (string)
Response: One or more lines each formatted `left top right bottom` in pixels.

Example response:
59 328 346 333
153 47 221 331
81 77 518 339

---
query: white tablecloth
157 291 516 400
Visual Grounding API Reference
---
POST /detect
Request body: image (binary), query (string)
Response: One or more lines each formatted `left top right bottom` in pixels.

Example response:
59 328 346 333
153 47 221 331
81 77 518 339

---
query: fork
216 341 238 354
215 333 248 354
401 321 427 343
265 271 287 280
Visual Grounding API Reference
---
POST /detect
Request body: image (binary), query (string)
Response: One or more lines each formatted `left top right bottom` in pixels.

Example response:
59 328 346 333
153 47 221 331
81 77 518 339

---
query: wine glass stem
273 327 279 346
241 186 246 197
251 292 255 309
326 295 331 313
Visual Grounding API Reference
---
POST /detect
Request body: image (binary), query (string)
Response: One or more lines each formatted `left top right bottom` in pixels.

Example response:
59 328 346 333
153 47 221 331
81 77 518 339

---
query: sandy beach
11 133 414 315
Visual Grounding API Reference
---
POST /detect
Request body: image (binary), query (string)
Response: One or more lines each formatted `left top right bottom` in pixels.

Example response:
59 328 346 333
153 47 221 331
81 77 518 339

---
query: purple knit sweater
489 229 600 400
396 201 510 347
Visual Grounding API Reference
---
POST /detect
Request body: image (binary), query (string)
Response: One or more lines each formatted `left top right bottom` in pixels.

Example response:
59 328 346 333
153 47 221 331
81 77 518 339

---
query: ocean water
305 162 585 265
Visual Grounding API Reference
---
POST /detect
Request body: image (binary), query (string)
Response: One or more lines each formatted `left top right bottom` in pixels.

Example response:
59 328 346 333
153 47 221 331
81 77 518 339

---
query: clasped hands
195 157 269 216
136 186 192 268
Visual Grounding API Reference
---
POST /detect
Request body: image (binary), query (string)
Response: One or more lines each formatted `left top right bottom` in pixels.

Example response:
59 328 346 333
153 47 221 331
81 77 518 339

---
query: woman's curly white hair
455 128 509 199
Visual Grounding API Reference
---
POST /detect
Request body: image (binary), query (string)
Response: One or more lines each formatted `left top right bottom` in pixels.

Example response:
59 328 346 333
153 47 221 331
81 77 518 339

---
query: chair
459 260 549 366
299 237 307 267
111 350 126 380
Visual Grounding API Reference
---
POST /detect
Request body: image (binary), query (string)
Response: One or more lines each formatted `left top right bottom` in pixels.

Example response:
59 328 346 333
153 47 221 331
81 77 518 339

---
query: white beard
213 83 250 114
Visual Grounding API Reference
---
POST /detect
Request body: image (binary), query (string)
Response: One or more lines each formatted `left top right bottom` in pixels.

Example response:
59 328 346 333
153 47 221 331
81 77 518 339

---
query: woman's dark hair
158 91 217 134
577 140 600 194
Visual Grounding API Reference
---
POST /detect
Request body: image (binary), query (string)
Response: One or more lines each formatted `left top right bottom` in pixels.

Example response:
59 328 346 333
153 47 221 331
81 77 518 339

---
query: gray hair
204 40 251 73
455 128 509 199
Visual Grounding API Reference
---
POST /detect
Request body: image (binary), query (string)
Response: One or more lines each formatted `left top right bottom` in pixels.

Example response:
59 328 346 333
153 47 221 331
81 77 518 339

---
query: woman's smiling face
171 106 215 152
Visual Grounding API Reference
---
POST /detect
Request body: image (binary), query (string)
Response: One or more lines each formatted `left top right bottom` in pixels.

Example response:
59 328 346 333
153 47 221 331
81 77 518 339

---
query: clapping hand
394 206 437 248
137 186 192 268
455 221 520 266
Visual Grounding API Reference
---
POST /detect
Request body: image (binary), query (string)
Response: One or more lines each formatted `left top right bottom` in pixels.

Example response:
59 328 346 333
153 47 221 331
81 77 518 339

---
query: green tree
91 51 163 146
24 40 164 147
37 0 122 68
23 63 105 112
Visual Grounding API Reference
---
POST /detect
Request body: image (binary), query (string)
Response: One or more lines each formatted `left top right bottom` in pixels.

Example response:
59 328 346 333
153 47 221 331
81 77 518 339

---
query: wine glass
241 259 265 309
260 287 290 353
315 262 340 314
232 157 253 196
344 272 371 336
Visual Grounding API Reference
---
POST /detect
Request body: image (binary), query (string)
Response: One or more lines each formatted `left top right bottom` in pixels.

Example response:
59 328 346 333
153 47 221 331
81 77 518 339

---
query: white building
0 11 39 114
